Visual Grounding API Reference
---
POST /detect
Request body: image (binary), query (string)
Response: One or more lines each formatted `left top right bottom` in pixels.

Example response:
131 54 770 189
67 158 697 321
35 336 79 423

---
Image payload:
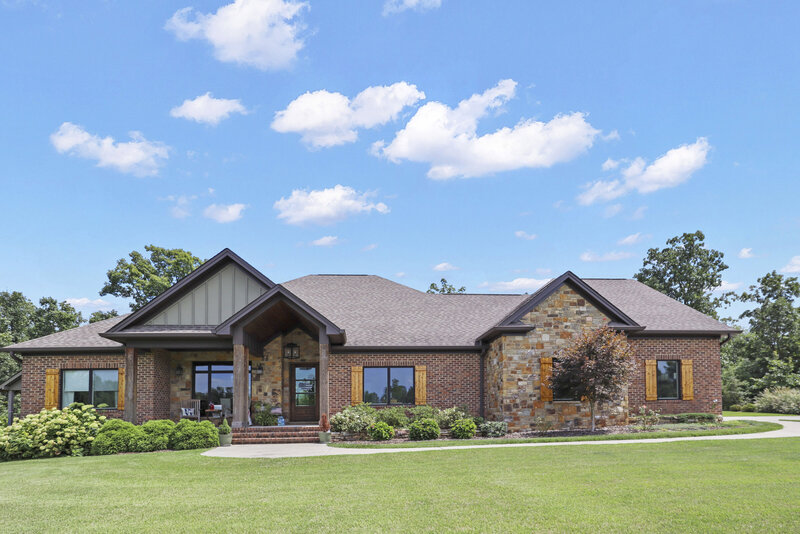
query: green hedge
169 419 220 450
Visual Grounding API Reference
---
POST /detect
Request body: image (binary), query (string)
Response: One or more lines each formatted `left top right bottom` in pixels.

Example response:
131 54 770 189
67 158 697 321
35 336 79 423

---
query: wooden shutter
44 369 59 410
540 357 553 402
414 366 427 405
681 359 694 401
645 360 657 401
350 366 363 405
117 368 125 410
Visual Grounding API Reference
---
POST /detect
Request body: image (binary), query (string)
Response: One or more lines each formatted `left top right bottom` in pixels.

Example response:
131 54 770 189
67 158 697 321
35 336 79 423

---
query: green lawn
331 420 780 449
3 438 800 532
723 410 796 417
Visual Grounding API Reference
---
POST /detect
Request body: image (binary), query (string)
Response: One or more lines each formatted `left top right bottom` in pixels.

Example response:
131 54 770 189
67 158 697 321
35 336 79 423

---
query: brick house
5 248 737 431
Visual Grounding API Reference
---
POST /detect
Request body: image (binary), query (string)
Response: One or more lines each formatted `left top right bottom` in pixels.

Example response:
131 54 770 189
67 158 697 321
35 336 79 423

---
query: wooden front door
290 364 319 422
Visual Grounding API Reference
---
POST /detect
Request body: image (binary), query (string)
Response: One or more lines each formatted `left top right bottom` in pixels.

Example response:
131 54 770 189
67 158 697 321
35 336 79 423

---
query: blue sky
1 1 799 321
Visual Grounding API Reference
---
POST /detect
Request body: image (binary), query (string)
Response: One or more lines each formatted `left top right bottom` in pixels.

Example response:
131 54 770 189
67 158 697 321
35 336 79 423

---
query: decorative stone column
232 344 249 428
123 346 137 423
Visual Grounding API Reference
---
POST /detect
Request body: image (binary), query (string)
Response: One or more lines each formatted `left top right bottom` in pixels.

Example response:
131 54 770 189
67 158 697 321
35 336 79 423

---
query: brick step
232 436 320 445
233 425 320 434
231 431 320 439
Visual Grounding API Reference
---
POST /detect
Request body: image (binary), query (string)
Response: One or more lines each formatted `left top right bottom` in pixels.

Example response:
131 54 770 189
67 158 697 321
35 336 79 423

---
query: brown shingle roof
4 274 736 352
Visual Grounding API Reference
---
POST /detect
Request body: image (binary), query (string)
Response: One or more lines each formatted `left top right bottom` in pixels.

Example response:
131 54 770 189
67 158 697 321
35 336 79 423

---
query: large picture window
656 360 681 399
363 367 414 405
192 363 251 414
62 369 118 408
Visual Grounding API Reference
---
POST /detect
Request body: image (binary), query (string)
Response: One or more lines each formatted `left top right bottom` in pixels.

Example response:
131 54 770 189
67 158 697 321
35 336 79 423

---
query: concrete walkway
202 416 800 459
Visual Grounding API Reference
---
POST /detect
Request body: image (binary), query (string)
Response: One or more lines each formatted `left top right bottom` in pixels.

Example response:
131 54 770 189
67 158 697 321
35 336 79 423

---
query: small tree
426 278 466 294
549 327 636 431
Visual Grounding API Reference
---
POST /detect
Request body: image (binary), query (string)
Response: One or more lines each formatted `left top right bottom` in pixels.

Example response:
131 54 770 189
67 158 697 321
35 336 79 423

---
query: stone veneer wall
628 336 723 415
168 327 319 420
329 352 481 417
484 283 628 431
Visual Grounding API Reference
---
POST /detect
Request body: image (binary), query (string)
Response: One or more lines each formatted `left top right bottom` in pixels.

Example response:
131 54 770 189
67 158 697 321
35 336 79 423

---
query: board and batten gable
145 263 268 326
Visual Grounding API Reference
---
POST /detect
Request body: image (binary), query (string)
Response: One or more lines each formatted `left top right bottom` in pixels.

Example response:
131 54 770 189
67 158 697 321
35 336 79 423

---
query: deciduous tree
426 278 466 294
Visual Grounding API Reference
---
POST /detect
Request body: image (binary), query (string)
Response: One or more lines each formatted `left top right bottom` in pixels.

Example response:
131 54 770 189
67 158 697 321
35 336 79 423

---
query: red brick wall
20 351 173 423
21 353 125 419
628 336 722 415
329 352 481 416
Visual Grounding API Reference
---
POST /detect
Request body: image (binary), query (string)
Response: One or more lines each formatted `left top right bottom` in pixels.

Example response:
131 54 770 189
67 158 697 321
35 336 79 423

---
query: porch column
232 344 249 428
319 330 330 421
6 390 14 426
123 346 137 423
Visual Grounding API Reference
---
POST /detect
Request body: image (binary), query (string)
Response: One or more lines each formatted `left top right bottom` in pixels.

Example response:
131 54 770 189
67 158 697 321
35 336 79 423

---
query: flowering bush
408 405 439 423
478 421 508 437
756 387 800 414
0 403 106 461
330 403 377 434
450 418 477 439
367 421 395 441
634 405 661 431
436 406 470 429
375 406 409 428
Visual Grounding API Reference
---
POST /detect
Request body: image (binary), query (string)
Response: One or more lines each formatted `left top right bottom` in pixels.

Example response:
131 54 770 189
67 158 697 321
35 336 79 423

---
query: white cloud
272 82 425 148
395 272 406 278
514 230 537 241
65 297 113 311
433 262 458 272
714 281 742 292
165 0 307 71
781 256 800 273
311 235 340 247
170 93 247 125
631 206 647 220
203 203 246 223
479 278 550 293
578 138 710 205
274 185 390 225
362 243 378 251
166 194 197 218
618 232 647 246
375 79 601 179
738 248 754 259
536 268 552 275
602 158 620 171
383 0 441 15
603 203 622 218
580 251 634 262
50 122 169 176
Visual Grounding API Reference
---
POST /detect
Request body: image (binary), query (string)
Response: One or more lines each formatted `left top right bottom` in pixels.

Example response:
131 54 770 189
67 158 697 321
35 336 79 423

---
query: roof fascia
107 248 275 333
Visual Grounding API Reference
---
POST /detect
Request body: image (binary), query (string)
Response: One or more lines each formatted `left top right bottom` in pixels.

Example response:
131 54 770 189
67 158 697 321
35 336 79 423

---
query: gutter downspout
9 351 21 363
479 345 486 419
720 334 733 346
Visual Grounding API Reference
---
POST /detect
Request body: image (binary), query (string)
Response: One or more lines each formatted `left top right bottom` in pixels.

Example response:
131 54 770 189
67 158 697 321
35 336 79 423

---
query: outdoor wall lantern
283 343 300 359
255 363 264 375
175 364 184 376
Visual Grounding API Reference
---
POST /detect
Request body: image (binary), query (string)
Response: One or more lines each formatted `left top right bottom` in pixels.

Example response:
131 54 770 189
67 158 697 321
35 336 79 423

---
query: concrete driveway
202 415 800 459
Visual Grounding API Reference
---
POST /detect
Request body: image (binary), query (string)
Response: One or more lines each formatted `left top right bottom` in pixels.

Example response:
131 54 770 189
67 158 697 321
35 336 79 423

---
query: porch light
283 343 300 359
175 364 184 376
255 364 264 375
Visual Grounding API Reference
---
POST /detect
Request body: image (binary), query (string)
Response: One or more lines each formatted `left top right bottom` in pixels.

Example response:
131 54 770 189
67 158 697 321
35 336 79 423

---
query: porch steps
232 425 321 445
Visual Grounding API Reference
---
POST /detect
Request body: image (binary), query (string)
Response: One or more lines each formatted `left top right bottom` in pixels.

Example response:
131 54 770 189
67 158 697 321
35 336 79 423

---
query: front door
290 364 319 422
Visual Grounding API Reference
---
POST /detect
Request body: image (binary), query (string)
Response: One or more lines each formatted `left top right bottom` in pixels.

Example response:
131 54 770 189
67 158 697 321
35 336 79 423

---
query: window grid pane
656 360 680 399
363 367 415 405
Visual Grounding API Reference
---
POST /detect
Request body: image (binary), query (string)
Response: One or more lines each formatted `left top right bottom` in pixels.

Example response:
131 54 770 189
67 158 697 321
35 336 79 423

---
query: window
363 367 414 405
551 358 578 401
192 363 251 415
62 369 118 408
656 360 681 399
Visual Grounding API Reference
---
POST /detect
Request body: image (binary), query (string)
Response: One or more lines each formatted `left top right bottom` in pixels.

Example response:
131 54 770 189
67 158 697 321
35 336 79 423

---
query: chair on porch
180 399 201 421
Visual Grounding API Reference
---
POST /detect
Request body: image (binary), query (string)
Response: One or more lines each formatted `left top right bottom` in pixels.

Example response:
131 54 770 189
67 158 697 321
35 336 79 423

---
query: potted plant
218 418 232 446
318 414 331 443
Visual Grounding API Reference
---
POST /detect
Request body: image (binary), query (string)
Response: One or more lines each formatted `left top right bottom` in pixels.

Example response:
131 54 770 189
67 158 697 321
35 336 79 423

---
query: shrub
742 403 757 412
755 387 800 414
472 416 485 427
375 406 409 428
408 405 439 423
436 406 470 429
450 418 477 439
633 405 661 430
408 418 440 441
92 420 149 455
367 421 395 441
671 413 720 424
533 416 553 433
729 404 742 412
0 403 106 461
252 401 278 426
330 403 377 434
479 421 508 437
217 419 231 436
141 419 176 451
169 420 219 450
